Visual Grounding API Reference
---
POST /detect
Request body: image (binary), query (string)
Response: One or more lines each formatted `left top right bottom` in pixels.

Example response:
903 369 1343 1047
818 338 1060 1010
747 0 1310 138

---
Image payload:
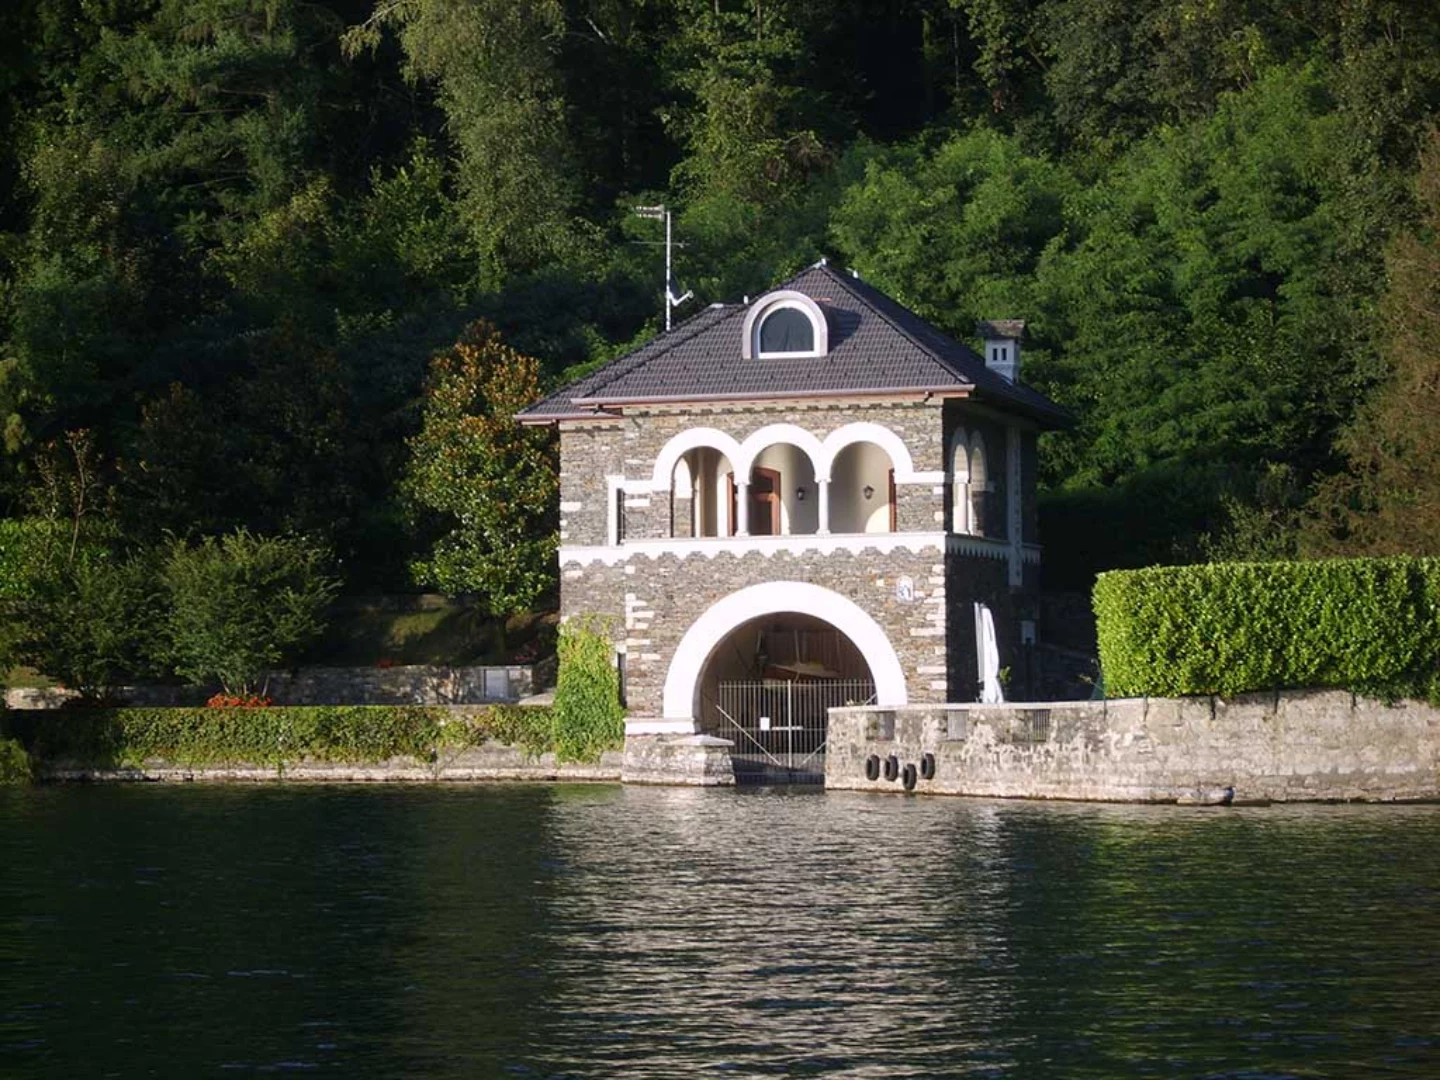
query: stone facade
555 397 1042 733
826 692 1440 803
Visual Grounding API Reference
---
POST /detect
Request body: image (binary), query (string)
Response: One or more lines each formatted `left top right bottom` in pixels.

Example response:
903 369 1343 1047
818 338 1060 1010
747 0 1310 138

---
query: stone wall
4 664 533 710
826 692 1440 803
558 399 951 548
40 745 623 784
563 543 952 719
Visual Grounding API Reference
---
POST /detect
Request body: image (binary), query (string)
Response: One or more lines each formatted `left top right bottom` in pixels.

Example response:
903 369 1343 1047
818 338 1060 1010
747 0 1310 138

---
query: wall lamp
863 485 875 501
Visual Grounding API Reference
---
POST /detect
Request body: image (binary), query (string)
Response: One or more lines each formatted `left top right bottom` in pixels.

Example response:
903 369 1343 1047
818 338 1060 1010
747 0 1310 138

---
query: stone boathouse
518 262 1070 783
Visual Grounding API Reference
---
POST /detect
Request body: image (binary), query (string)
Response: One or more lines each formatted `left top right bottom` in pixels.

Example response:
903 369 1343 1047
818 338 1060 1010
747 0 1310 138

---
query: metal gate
712 679 875 784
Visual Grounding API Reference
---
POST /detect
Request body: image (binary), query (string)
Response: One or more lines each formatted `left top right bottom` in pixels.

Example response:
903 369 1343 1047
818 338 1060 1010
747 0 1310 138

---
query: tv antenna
634 204 693 331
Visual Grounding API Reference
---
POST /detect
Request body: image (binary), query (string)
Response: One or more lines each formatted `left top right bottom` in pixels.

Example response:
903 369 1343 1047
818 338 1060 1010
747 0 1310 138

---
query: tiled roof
518 264 1070 426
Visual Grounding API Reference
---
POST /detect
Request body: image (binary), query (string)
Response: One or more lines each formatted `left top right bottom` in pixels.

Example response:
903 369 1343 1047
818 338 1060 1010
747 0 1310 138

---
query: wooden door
888 468 897 532
751 467 781 535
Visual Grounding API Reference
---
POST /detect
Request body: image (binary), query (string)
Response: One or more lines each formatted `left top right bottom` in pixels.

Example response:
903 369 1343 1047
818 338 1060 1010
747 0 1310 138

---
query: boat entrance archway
662 582 908 784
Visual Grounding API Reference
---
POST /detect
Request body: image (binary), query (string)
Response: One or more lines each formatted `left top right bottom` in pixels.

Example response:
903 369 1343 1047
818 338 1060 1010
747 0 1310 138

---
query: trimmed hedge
1093 556 1440 699
13 704 558 772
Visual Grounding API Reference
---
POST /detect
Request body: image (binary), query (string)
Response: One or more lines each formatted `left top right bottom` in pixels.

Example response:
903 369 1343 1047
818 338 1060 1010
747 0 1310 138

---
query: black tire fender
920 753 936 781
902 763 918 791
883 754 899 782
864 754 881 781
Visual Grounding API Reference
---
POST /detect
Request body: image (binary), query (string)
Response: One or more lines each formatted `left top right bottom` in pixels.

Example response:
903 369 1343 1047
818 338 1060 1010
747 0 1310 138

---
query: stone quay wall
40 745 623 785
826 691 1440 803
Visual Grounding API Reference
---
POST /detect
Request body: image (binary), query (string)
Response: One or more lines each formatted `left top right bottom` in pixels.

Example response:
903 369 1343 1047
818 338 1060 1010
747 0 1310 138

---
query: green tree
163 530 339 695
402 321 558 626
1305 130 1440 555
344 0 585 286
9 550 162 700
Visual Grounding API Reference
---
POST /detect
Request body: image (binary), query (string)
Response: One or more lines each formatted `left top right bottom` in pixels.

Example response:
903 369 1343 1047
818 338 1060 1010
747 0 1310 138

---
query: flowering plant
206 693 273 709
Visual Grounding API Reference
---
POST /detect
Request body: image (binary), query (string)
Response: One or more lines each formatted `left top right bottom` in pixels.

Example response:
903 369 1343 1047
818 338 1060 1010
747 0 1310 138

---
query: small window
758 307 815 355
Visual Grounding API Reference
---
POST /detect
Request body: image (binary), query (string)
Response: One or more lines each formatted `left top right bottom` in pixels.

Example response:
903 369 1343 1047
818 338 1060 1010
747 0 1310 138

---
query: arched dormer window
740 290 828 359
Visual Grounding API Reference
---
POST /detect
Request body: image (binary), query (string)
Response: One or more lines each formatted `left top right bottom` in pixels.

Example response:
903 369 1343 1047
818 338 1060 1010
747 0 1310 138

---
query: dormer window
758 306 814 355
741 289 829 359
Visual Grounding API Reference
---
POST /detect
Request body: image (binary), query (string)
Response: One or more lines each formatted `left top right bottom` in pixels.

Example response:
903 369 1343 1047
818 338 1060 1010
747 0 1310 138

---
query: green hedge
13 704 558 772
1093 556 1440 699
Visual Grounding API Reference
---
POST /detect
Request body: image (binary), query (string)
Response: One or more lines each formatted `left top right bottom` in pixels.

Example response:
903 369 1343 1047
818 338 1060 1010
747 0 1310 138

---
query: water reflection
1 786 1438 1078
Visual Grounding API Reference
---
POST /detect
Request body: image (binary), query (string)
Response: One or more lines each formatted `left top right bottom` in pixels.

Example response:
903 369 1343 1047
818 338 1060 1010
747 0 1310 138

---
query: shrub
1094 556 1440 699
550 619 625 762
163 530 340 694
16 704 558 771
0 736 31 784
4 550 163 699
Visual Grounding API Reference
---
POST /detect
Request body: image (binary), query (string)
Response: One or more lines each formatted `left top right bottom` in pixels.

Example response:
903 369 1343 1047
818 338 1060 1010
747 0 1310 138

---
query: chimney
976 320 1024 383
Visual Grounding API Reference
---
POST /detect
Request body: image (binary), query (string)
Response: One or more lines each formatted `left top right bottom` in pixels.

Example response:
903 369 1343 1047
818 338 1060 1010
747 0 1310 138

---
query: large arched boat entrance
662 582 908 784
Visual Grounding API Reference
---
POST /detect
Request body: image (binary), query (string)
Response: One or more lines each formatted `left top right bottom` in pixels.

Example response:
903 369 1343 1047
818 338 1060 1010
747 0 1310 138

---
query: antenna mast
634 204 693 331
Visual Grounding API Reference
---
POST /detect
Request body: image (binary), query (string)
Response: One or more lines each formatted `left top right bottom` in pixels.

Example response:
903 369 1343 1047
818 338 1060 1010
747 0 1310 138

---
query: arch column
735 481 750 536
817 479 831 535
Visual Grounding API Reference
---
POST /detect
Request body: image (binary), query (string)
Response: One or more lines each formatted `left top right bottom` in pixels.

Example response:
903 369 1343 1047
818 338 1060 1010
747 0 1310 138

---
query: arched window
950 433 971 534
969 433 989 538
741 290 828 359
757 306 814 355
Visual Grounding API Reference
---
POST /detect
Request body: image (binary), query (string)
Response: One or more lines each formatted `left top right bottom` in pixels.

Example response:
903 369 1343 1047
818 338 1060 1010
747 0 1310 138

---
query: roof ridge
570 303 742 403
819 267 974 384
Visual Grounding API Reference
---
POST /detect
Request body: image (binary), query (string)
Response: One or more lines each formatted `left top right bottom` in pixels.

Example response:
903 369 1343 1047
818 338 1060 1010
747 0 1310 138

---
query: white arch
650 427 743 493
820 421 916 481
949 428 972 534
662 581 909 720
735 423 826 481
740 290 829 359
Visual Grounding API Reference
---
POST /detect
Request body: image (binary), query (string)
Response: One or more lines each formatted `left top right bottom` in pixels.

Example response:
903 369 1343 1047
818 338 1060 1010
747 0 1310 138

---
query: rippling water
2 785 1439 1078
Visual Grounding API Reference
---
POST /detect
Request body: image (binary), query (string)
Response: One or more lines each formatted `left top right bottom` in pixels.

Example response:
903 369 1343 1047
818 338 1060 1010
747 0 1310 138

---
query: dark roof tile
519 264 1069 425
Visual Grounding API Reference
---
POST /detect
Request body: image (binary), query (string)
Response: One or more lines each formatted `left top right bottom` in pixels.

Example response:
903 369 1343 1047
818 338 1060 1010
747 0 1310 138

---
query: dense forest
2 0 1438 599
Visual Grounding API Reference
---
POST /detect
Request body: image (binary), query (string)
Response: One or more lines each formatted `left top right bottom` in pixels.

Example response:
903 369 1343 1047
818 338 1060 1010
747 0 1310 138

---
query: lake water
2 784 1438 1078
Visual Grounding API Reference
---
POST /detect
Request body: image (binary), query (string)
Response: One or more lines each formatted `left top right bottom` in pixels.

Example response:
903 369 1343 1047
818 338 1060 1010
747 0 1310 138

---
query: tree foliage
162 530 340 694
403 321 558 616
0 0 1437 599
1305 129 1440 555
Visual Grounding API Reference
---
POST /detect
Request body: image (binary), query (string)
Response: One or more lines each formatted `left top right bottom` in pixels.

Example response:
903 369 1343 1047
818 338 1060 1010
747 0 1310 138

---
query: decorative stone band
947 535 1043 565
560 531 1041 570
560 531 950 567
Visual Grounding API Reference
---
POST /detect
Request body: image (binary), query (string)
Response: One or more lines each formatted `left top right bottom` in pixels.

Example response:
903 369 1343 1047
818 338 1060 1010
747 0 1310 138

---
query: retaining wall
38 745 622 785
5 664 533 710
826 691 1440 802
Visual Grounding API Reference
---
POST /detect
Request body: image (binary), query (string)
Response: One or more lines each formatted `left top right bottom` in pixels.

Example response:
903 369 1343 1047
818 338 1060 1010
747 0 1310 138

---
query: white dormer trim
741 290 828 360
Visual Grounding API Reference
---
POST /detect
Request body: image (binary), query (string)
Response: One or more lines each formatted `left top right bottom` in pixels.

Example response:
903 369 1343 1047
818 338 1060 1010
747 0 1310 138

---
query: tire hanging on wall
920 753 936 781
865 754 881 781
902 763 918 791
884 754 899 782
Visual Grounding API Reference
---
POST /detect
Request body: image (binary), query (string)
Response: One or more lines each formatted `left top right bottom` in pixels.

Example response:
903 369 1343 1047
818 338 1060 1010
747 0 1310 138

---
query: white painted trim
626 718 697 736
662 581 908 721
642 421 940 500
650 427 743 493
820 421 916 481
734 422 826 481
741 291 829 360
561 531 947 566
